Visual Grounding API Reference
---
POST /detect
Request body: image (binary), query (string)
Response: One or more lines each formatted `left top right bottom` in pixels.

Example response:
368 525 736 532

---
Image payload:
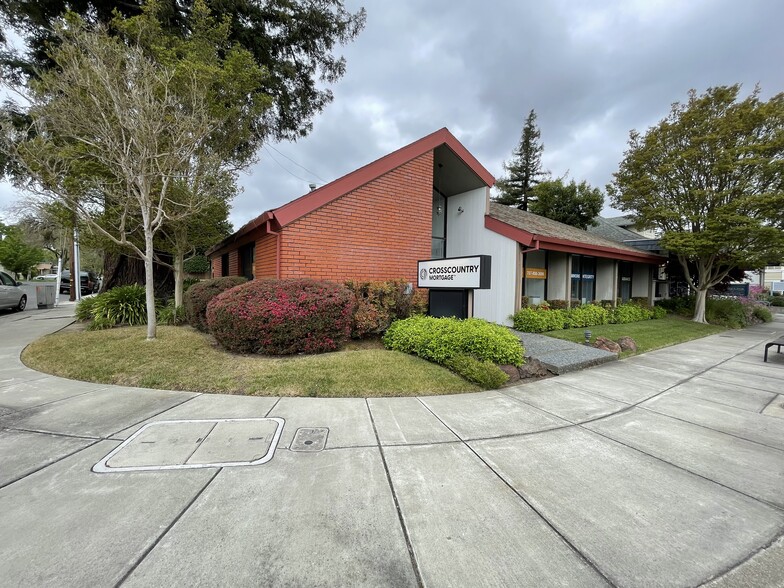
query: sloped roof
486 203 664 263
207 128 494 256
588 216 646 242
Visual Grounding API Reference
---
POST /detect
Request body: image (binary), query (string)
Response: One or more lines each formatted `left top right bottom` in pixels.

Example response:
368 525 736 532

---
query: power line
267 144 326 182
262 146 312 184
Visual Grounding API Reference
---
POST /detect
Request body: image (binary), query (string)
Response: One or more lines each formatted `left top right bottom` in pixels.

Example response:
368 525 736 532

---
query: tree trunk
144 231 157 341
693 288 708 324
102 251 175 298
173 252 184 308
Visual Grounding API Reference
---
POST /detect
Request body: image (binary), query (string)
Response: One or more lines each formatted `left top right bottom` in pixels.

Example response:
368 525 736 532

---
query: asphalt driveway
1 306 783 587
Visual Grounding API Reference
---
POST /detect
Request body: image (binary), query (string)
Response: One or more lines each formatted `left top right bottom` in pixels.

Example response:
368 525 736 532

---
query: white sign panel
772 281 784 293
418 256 489 289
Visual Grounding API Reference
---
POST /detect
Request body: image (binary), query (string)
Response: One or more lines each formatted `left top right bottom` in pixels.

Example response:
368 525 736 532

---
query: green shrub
546 299 569 310
566 304 609 328
655 297 694 316
207 279 356 355
630 297 651 308
184 276 247 332
609 303 653 324
443 354 509 389
183 255 210 274
75 297 98 322
771 296 784 307
383 315 524 366
512 307 567 332
183 277 200 292
752 305 773 323
705 298 747 328
652 305 668 319
158 300 187 326
91 285 148 327
345 279 427 338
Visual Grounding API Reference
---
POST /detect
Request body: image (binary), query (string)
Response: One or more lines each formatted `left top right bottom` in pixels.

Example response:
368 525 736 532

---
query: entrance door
239 243 255 281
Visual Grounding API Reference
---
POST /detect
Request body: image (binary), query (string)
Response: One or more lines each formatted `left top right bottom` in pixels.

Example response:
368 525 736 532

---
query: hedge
184 276 247 332
206 278 355 355
382 316 524 389
512 302 661 333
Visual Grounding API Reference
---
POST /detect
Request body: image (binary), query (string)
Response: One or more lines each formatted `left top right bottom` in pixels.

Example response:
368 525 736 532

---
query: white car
0 271 27 311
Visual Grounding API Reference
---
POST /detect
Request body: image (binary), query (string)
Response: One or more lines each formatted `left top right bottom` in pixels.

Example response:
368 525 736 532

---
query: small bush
609 303 653 324
705 298 747 328
183 255 210 275
91 285 148 327
656 296 694 316
547 299 569 310
345 280 427 338
383 315 524 366
511 307 567 333
771 297 784 307
158 300 187 326
207 279 356 355
566 304 609 328
75 297 98 322
652 305 668 319
184 276 247 332
183 277 200 292
443 354 509 389
752 305 773 323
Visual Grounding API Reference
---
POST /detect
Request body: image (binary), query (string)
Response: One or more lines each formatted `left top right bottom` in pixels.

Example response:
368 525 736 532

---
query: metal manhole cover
290 427 328 452
93 418 284 473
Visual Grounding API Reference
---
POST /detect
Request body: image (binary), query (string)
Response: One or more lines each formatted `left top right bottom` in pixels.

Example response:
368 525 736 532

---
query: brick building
207 128 665 325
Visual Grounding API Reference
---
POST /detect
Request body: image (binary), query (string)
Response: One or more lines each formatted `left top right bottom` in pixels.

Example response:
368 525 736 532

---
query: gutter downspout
265 218 282 279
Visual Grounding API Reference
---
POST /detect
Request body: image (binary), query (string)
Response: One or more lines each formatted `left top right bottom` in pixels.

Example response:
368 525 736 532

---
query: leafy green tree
6 6 267 339
608 85 784 323
495 109 548 210
529 179 604 229
0 222 43 278
0 0 365 143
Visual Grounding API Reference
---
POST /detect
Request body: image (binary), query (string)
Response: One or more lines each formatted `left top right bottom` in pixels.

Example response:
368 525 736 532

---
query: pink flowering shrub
184 276 248 332
206 279 356 354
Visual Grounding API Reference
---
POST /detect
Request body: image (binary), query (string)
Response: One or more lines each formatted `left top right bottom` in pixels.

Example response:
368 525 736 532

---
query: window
618 262 633 302
522 250 547 304
431 189 446 259
221 253 229 277
570 255 596 304
239 243 255 281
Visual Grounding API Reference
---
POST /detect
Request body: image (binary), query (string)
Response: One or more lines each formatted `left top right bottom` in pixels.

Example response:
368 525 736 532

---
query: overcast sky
2 0 783 229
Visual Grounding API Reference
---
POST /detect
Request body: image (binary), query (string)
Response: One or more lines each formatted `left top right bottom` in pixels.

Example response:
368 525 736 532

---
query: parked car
59 271 99 295
0 271 27 311
33 274 59 281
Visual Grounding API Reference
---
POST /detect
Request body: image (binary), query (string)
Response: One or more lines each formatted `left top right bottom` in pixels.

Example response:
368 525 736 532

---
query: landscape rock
594 336 621 354
499 364 521 383
518 358 551 379
617 336 637 352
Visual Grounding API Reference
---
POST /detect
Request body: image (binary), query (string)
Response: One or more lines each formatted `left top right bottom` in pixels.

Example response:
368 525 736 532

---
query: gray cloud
3 0 783 229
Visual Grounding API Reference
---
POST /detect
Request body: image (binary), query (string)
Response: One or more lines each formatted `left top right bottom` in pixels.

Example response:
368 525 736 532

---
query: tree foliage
495 109 548 210
529 178 604 229
0 0 366 143
0 221 43 277
4 5 267 339
608 85 784 323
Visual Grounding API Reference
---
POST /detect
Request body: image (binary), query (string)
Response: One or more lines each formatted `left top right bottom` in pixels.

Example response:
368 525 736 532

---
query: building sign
773 281 784 293
571 273 595 280
525 268 547 279
724 283 750 297
418 255 491 289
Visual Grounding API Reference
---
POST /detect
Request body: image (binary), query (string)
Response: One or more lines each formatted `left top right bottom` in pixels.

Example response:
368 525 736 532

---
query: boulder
594 336 621 354
617 336 637 352
499 364 521 383
518 357 551 379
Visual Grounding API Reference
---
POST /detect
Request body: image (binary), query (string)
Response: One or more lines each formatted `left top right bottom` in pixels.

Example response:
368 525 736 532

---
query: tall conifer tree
496 109 548 210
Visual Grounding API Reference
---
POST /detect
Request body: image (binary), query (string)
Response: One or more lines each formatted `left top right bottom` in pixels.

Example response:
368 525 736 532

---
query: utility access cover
93 418 284 473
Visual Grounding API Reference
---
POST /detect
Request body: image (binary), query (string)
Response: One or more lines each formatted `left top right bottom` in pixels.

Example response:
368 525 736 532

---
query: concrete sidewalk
1 306 783 587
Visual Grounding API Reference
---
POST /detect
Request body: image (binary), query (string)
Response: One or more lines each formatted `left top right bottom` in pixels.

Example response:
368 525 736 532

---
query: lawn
22 326 479 397
545 315 727 356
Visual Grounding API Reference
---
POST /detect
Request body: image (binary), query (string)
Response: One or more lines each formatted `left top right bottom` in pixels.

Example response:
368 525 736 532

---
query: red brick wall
255 233 278 279
280 152 433 283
